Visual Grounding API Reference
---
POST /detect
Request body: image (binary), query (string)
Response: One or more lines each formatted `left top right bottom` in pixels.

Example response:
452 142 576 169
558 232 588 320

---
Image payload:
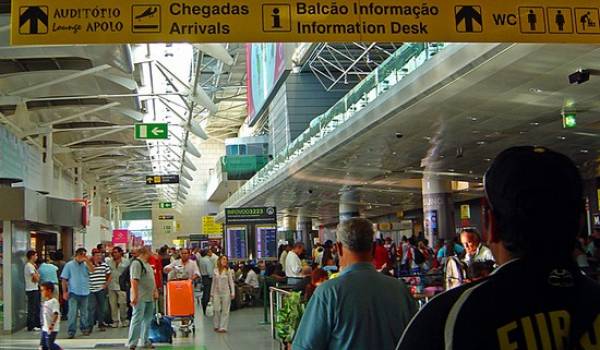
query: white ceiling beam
193 44 235 65
94 71 138 90
8 64 112 96
39 102 121 127
61 127 129 148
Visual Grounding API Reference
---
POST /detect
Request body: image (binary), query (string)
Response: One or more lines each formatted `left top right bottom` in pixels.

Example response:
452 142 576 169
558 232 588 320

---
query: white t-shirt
24 262 38 291
245 270 259 288
42 298 61 332
285 251 303 278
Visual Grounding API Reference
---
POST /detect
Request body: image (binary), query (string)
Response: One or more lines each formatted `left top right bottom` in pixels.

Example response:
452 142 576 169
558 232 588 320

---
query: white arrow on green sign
135 123 169 140
159 202 173 209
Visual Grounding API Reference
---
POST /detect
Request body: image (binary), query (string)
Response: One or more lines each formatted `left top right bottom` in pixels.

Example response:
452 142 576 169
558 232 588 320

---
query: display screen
226 226 248 260
256 226 277 260
246 43 286 126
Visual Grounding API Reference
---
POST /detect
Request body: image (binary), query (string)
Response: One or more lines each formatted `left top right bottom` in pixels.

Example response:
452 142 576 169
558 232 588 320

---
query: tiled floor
0 307 280 350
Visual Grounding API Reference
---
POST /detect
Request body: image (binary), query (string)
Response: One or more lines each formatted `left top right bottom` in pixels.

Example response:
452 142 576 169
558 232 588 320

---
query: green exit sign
562 112 577 129
135 123 169 140
159 202 173 209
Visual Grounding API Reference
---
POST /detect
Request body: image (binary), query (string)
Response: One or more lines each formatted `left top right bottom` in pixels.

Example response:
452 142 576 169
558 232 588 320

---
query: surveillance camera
395 132 404 139
307 189 314 194
569 70 590 85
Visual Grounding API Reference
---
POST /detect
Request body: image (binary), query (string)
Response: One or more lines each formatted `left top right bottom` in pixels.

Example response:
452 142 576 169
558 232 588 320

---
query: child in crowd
40 282 62 350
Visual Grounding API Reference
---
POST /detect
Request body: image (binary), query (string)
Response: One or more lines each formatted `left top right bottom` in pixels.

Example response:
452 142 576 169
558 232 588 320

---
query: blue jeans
88 289 108 328
40 331 60 350
67 293 90 336
127 301 154 347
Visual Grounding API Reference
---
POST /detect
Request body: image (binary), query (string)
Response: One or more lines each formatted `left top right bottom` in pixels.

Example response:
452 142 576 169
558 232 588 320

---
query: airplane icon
135 6 158 20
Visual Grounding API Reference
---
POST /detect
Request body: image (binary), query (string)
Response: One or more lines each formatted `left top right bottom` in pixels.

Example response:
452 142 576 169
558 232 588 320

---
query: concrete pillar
90 183 101 217
281 213 297 244
296 208 312 249
339 186 360 222
42 133 54 194
422 177 456 244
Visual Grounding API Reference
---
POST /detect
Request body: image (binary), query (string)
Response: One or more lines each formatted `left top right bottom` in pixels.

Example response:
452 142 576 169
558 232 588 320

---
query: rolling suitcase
148 305 174 344
166 279 195 317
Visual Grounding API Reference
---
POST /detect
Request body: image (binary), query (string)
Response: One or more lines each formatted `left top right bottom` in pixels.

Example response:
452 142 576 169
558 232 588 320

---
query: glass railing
219 43 447 212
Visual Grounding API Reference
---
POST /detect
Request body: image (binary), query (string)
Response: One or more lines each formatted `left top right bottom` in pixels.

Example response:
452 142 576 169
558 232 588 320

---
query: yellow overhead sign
202 216 223 235
11 0 600 45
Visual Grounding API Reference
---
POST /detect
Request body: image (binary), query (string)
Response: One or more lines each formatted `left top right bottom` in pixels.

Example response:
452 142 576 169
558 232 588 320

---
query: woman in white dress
210 255 235 333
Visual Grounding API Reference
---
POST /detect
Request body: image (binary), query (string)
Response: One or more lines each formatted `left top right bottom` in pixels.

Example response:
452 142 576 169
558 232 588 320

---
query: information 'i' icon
262 4 291 32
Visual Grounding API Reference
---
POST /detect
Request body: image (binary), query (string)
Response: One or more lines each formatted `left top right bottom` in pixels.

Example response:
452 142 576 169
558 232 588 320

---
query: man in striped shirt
88 248 111 332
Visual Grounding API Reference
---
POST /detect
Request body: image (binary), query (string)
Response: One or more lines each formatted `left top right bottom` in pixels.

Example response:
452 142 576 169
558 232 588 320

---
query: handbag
206 301 214 317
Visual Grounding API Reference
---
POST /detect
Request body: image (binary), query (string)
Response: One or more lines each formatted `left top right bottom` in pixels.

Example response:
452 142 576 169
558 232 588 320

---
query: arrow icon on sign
455 5 482 33
151 127 165 136
19 6 48 34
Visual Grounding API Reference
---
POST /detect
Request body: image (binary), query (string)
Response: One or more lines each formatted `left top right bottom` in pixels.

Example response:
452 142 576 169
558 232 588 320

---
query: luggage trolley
165 275 196 337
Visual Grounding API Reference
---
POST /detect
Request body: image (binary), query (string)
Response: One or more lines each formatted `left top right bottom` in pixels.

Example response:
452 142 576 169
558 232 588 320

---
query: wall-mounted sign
158 215 174 220
460 204 471 219
225 207 277 225
146 174 179 185
202 216 224 235
134 123 168 140
159 202 173 209
12 0 600 45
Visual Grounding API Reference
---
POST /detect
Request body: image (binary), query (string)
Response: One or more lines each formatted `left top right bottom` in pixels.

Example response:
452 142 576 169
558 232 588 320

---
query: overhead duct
185 140 201 158
193 44 234 65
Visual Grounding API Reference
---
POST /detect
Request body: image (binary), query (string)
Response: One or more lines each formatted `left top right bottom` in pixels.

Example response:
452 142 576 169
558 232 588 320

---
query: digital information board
225 226 248 260
256 225 278 260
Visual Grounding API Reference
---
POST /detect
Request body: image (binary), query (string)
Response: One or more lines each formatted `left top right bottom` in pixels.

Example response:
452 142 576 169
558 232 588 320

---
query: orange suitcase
166 280 195 317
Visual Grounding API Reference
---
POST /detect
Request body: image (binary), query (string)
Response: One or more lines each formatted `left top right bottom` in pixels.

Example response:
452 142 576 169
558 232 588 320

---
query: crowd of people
23 243 245 349
21 146 600 350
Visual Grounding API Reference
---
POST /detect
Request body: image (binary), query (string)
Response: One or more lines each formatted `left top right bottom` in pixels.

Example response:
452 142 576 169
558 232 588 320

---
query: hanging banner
11 0 600 45
112 229 129 244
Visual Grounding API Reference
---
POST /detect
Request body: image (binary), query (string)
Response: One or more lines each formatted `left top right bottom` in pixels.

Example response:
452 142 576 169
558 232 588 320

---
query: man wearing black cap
397 146 600 350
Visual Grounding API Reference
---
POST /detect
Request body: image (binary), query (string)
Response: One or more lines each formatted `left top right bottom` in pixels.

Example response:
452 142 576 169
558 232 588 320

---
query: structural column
339 186 360 222
296 207 312 249
41 132 54 194
422 177 455 245
281 211 297 244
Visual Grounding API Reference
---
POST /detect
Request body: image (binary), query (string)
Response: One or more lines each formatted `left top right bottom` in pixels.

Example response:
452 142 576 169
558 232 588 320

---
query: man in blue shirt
61 248 94 338
293 218 417 350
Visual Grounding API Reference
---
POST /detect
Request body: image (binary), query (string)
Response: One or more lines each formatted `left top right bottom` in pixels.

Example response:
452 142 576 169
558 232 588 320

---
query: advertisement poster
246 43 285 126
424 210 439 242
112 229 129 244
226 226 248 260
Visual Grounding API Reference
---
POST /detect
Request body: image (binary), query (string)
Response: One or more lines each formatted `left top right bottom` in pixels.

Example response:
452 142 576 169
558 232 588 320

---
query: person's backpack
413 248 426 265
119 258 145 291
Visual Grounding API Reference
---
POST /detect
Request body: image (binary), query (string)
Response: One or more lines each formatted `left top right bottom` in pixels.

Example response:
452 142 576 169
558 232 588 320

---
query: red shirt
373 245 390 269
148 255 163 287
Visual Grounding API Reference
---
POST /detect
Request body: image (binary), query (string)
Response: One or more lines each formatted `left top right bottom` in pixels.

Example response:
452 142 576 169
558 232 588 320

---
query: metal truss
307 42 401 91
